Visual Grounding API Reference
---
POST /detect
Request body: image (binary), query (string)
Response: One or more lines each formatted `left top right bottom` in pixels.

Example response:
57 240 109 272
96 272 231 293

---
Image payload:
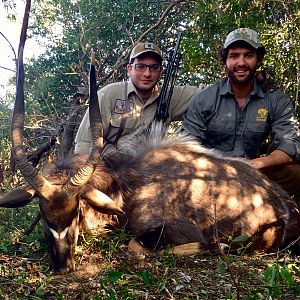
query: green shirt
183 78 300 160
75 79 199 157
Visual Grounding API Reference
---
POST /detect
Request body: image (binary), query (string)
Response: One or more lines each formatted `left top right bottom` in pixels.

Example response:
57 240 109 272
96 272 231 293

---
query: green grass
0 206 300 299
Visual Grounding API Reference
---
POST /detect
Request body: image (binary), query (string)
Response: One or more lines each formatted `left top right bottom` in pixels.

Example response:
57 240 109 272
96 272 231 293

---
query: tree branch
18 0 31 56
97 0 193 86
0 31 17 63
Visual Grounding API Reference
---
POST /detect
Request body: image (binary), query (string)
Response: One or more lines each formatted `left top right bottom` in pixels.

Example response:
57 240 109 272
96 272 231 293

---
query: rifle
155 32 183 122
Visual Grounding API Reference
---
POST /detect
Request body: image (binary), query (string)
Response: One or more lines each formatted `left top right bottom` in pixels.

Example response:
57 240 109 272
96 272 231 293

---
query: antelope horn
63 50 103 194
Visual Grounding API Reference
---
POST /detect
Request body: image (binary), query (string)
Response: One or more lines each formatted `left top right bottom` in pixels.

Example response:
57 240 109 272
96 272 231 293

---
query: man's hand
249 150 293 170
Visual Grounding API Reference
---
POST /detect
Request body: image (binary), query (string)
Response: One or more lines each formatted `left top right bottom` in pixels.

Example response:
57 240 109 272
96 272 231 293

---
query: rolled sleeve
182 92 207 142
270 91 300 160
169 85 200 121
74 108 92 154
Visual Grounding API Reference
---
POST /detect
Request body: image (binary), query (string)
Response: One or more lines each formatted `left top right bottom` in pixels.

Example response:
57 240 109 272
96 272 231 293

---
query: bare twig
21 212 41 237
0 65 15 72
0 31 17 63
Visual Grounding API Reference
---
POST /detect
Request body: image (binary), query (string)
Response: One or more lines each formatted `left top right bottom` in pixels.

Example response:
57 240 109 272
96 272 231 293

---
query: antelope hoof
169 242 204 256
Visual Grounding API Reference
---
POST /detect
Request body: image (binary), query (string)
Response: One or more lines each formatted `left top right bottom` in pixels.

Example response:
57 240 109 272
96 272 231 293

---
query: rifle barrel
155 32 183 122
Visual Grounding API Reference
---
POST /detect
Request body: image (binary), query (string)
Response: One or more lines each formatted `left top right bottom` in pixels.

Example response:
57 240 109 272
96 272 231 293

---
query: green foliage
24 0 194 114
242 262 300 300
78 227 134 261
138 269 153 285
0 203 46 256
0 97 11 138
185 0 300 110
1 0 16 21
0 137 12 193
161 248 177 267
264 262 300 298
218 235 300 299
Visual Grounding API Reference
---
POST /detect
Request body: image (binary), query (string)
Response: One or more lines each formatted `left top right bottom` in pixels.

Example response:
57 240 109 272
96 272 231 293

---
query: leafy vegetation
1 0 300 299
1 0 299 150
0 216 300 299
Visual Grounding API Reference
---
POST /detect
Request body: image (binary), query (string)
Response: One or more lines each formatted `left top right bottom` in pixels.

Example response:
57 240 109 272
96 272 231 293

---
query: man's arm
266 92 300 162
168 85 201 121
182 91 208 142
250 91 300 169
74 108 92 154
249 149 293 169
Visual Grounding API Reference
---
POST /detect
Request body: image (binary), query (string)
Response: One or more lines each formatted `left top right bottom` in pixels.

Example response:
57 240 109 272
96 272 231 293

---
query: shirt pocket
243 122 269 158
245 122 268 137
206 119 235 151
208 119 234 132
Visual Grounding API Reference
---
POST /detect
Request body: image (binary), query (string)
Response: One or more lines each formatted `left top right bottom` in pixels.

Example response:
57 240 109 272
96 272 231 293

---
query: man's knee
261 163 300 196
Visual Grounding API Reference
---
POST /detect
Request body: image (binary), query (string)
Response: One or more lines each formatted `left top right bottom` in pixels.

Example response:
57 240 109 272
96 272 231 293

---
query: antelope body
2 18 299 272
1 126 300 272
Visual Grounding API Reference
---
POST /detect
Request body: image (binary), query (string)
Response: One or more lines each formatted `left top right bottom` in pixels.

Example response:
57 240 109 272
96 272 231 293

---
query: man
183 28 300 198
75 42 199 157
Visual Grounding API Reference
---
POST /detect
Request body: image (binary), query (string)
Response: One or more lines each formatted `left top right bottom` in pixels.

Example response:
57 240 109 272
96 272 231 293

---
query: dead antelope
2 122 300 272
1 40 300 273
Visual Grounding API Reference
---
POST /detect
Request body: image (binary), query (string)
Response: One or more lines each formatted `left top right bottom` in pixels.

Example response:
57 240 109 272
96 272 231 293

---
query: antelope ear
82 185 124 215
0 185 36 208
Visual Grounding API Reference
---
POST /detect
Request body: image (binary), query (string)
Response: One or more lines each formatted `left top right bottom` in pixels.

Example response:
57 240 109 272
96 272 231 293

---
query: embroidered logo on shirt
114 99 134 114
256 108 268 121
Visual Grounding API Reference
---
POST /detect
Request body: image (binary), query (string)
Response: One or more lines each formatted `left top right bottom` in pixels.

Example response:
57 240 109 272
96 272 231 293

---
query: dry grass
0 224 300 300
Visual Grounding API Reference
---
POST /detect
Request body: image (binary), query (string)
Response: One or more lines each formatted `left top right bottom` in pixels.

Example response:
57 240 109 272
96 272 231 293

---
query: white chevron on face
49 227 69 240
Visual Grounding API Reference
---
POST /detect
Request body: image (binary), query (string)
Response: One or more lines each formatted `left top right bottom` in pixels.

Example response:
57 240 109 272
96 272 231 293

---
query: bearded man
183 28 300 200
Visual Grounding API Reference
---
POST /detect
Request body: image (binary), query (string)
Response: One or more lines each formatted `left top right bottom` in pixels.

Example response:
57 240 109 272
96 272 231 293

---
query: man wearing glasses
75 42 199 157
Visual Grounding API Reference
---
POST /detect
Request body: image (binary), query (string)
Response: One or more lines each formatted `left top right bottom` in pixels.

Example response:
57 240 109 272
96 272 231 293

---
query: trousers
261 163 300 201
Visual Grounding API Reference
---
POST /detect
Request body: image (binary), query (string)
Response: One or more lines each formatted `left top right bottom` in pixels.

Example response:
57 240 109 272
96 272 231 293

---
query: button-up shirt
183 78 300 160
75 79 199 157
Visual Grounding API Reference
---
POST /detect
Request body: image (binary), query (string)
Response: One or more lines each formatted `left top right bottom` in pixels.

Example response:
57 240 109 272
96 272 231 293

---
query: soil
1 240 300 299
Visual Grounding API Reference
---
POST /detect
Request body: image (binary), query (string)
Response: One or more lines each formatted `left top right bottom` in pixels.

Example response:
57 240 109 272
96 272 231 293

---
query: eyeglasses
131 63 162 73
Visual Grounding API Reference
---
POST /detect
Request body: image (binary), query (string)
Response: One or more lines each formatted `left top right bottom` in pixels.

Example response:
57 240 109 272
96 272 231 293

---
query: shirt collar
220 77 265 98
127 79 137 96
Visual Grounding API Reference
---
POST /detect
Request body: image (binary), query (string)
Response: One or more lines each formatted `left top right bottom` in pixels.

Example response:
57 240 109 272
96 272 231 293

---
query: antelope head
0 8 123 272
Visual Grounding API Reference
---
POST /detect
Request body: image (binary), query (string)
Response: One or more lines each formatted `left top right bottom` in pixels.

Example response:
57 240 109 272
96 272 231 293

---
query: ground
0 228 300 300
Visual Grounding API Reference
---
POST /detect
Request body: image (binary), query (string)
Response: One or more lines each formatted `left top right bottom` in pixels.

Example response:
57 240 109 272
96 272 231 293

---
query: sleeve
182 92 208 142
74 89 111 154
270 91 300 161
168 85 200 121
74 108 92 154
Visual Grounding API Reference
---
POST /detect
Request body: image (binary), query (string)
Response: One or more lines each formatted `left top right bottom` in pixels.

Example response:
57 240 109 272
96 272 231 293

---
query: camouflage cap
224 28 262 49
129 42 163 62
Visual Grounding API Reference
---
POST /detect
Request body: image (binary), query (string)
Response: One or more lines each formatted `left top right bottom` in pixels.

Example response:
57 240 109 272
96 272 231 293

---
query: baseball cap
129 42 163 62
224 28 262 49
